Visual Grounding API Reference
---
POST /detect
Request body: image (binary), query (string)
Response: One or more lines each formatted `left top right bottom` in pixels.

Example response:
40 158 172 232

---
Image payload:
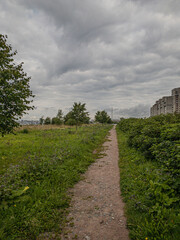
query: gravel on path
61 126 130 240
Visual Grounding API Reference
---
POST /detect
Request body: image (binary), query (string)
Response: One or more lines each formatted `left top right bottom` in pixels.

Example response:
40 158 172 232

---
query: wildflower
14 205 16 207
145 238 148 240
23 186 29 192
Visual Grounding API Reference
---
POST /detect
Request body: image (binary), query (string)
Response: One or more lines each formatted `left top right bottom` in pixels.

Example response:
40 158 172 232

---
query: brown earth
61 126 130 240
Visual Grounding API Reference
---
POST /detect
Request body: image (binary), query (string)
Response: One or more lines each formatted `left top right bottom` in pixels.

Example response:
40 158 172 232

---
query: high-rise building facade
172 88 180 113
150 87 180 116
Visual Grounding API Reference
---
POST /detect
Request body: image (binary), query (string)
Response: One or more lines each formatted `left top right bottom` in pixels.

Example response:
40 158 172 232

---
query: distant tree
57 109 63 121
52 109 63 125
71 102 90 129
52 117 57 125
0 34 34 136
51 117 61 125
44 117 51 125
39 116 44 125
95 110 112 124
64 102 90 129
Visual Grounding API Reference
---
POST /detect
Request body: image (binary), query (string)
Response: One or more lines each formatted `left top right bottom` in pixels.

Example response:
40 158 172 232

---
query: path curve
61 126 129 240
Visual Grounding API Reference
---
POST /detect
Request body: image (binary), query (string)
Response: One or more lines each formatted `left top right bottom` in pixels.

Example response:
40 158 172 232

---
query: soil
61 126 130 240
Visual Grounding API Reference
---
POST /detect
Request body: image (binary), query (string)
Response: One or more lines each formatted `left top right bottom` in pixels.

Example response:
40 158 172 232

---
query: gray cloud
114 104 151 119
0 0 180 120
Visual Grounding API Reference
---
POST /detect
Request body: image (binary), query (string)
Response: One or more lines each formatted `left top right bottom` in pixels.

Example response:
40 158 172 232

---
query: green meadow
0 124 112 240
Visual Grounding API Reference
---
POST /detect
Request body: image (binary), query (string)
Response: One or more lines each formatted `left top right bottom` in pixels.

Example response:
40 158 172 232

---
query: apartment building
150 87 180 116
172 88 180 113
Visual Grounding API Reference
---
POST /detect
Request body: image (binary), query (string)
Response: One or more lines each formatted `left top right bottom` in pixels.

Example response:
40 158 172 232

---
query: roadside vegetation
0 124 112 240
116 114 180 240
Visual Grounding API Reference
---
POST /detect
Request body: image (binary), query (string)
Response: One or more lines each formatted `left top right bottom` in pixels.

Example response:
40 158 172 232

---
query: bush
116 129 179 240
117 113 180 198
21 128 29 134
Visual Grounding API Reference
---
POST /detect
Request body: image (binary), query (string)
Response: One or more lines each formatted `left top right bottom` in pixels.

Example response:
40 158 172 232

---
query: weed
0 124 112 239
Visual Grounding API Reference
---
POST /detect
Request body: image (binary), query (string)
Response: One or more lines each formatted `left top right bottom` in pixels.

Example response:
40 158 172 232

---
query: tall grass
0 124 112 240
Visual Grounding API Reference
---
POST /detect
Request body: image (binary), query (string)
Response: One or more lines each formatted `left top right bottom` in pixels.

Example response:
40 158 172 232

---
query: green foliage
150 140 180 194
0 34 34 136
21 128 29 134
116 115 180 240
0 125 111 239
44 117 51 125
64 111 74 125
117 114 180 194
39 116 44 125
51 117 62 125
52 109 63 125
65 118 76 126
43 109 64 125
95 110 112 124
64 102 90 128
56 109 63 120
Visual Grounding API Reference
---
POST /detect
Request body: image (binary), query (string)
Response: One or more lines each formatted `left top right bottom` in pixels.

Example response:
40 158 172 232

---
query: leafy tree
0 34 34 136
52 109 63 125
64 111 73 125
44 117 51 125
39 116 44 125
64 111 76 125
71 102 90 129
64 102 89 129
57 109 63 121
95 110 112 124
51 117 61 125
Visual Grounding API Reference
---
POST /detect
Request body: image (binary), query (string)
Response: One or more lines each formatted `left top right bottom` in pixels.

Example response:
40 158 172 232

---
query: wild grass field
116 114 180 240
0 124 112 240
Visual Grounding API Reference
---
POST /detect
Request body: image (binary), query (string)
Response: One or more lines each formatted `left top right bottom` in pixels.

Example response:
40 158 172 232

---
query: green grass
0 124 112 240
116 127 180 240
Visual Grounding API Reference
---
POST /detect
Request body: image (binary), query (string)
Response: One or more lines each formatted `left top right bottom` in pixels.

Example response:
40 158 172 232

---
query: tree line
40 102 112 128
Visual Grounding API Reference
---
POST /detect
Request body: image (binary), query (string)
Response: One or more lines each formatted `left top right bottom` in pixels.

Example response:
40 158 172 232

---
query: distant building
18 120 39 125
172 87 180 113
150 87 180 116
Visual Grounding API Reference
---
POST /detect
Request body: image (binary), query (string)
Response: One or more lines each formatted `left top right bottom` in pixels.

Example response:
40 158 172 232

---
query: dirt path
61 126 129 240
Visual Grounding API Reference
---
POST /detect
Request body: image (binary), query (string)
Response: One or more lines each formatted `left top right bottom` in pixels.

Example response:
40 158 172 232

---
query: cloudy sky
1 0 180 119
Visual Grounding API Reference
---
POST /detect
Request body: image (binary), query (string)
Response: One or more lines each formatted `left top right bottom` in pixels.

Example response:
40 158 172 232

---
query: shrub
117 115 180 198
116 129 179 240
21 128 29 134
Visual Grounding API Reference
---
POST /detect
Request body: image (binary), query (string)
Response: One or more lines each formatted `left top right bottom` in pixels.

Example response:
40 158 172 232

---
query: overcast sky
1 0 180 119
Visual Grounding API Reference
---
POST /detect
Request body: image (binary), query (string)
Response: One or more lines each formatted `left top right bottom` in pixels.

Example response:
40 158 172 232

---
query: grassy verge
0 125 72 175
0 124 112 240
116 128 180 240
